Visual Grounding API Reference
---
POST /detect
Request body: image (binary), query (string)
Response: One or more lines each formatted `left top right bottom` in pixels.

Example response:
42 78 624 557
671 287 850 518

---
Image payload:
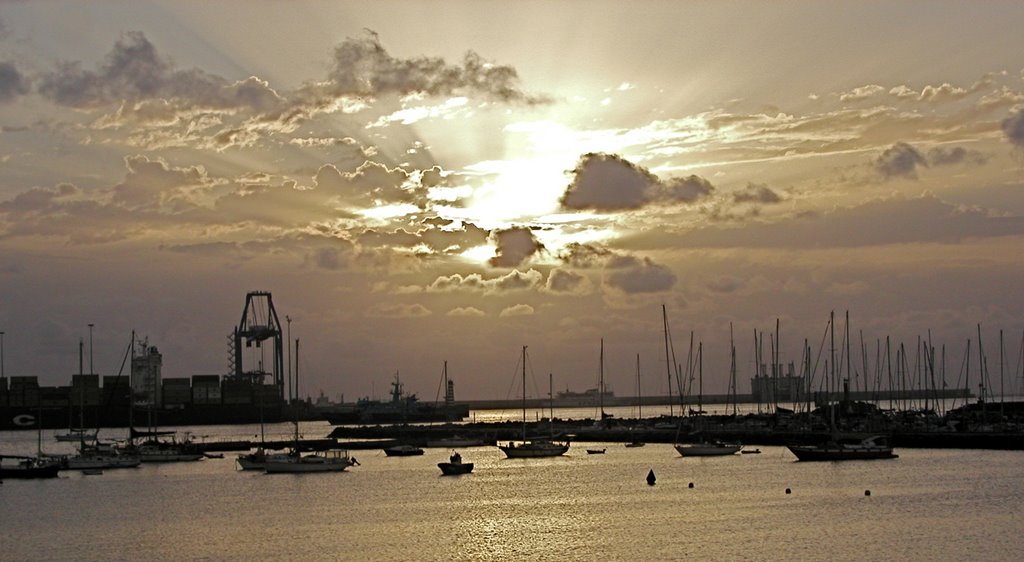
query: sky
2 1 1024 403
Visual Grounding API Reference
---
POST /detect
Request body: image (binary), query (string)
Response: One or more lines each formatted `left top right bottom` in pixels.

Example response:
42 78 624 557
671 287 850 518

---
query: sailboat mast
636 353 642 420
521 346 527 441
662 305 673 417
698 341 703 415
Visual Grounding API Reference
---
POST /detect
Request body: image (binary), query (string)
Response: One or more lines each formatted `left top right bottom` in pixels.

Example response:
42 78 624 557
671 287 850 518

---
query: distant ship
321 372 469 425
555 387 614 406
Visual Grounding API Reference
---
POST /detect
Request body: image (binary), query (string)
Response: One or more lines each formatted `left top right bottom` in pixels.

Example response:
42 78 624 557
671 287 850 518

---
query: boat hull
384 446 424 456
787 445 897 461
263 450 354 473
674 443 742 456
498 442 569 458
67 454 141 469
0 457 62 479
438 462 474 475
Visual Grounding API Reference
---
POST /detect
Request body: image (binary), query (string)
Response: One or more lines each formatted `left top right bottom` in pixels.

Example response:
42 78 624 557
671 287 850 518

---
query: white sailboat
672 327 740 457
498 346 569 459
263 337 357 473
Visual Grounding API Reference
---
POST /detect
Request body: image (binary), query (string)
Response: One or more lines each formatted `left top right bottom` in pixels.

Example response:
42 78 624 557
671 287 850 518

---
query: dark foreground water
2 422 1023 561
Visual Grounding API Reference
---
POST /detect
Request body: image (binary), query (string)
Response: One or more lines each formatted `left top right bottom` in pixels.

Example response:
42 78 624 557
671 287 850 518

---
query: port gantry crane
232 291 285 401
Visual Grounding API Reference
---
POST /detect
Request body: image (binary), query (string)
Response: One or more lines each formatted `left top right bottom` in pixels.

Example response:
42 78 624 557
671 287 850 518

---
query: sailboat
1 404 62 479
673 338 740 457
498 346 569 458
112 334 202 462
264 338 357 473
786 312 897 462
625 353 646 448
55 340 98 443
65 338 141 470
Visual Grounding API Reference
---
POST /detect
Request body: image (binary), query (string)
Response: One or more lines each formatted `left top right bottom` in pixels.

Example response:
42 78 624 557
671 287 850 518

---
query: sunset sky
2 1 1023 403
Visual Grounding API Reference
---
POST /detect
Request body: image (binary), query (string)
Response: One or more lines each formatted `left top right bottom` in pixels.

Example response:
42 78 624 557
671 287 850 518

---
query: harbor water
2 421 1023 561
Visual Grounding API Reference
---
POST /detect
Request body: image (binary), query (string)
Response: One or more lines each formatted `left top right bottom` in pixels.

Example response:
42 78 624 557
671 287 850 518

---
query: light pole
88 323 95 375
1 330 5 382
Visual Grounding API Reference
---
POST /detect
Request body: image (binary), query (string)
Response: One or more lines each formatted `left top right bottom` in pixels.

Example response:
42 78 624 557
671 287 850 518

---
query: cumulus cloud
604 255 676 294
874 142 927 179
1002 109 1024 148
560 153 715 211
313 160 426 208
499 304 535 317
111 154 210 210
488 227 544 267
428 269 544 293
732 183 783 204
0 61 30 103
544 268 589 294
839 84 885 102
446 306 485 317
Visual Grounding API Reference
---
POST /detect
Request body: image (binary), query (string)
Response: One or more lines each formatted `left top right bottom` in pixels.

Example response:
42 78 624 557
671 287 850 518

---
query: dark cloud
488 227 544 267
557 242 614 268
544 268 588 294
36 31 282 113
0 61 30 103
604 255 676 294
732 183 783 204
1002 110 1024 148
874 142 927 179
926 146 987 166
321 32 548 104
560 153 715 211
662 175 716 203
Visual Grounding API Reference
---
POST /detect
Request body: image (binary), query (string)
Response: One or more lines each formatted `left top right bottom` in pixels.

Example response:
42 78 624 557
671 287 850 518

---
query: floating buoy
785 488 791 494
864 490 871 496
646 469 656 486
688 482 694 489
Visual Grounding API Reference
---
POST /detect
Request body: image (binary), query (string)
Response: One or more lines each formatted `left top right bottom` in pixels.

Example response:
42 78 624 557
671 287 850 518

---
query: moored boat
263 449 356 473
787 435 897 461
497 346 569 459
66 442 141 469
0 455 62 479
384 444 424 456
674 440 742 457
425 436 485 448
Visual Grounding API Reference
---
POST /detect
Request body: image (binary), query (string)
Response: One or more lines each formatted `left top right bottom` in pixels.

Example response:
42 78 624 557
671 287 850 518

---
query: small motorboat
586 448 606 455
438 451 473 475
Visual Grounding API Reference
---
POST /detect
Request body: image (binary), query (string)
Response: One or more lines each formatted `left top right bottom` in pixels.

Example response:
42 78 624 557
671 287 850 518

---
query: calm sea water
3 420 1023 561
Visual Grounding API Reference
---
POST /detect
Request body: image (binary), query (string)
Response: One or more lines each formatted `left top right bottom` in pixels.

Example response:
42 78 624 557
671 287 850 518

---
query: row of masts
585 306 1024 420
